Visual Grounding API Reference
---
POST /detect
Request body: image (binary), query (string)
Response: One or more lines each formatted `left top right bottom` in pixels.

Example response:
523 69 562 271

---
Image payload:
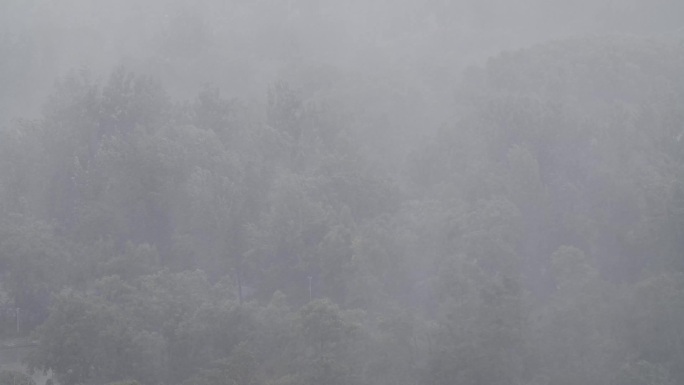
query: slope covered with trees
0 33 683 385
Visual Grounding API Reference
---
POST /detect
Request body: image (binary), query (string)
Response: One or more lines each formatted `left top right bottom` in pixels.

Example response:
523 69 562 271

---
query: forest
1 1 684 385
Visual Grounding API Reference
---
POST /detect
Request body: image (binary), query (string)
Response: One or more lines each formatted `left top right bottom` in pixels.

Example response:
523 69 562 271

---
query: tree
27 292 143 385
0 216 71 330
0 371 35 385
296 299 361 385
626 273 684 383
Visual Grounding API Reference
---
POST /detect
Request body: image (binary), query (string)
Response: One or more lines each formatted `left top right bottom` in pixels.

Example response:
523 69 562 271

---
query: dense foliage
0 32 683 385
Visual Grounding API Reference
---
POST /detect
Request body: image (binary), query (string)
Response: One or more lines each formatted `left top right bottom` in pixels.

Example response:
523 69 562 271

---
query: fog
0 1 683 385
3 1 682 150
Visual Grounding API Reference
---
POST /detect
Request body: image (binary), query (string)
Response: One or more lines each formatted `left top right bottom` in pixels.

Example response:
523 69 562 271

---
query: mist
0 1 683 385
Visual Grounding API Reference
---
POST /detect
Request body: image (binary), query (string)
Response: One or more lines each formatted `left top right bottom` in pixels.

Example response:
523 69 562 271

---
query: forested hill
0 35 683 385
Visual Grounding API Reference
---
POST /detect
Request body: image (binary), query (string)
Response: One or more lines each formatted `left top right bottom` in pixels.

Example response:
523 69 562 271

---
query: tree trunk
236 267 243 305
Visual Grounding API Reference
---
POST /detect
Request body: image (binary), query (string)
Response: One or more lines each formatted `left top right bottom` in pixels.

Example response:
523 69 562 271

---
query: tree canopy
0 18 682 385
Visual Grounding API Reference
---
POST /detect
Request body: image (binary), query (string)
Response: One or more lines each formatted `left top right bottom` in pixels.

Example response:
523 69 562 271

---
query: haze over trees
0 1 683 385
